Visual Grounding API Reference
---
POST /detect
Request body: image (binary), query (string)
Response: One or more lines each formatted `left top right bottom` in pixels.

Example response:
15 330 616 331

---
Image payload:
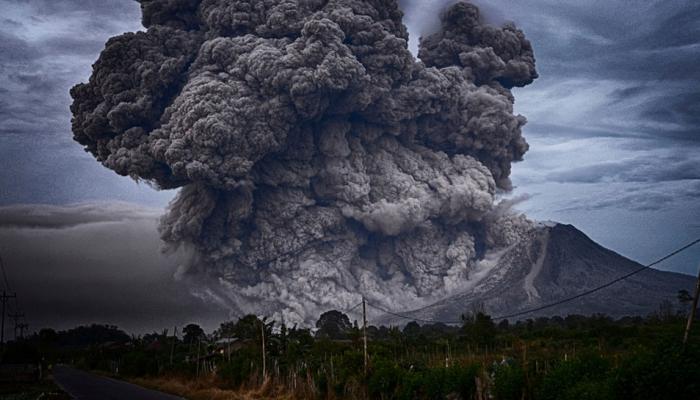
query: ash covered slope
71 0 539 325
387 224 695 323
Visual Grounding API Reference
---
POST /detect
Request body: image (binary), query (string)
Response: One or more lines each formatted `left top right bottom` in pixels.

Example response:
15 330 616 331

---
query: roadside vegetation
3 301 699 399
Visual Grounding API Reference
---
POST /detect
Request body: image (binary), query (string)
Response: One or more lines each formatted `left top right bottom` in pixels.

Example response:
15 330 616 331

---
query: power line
345 300 363 314
492 237 700 320
365 300 461 324
365 237 700 325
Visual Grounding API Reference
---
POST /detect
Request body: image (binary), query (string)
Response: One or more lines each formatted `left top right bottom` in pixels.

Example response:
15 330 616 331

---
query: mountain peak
382 222 695 324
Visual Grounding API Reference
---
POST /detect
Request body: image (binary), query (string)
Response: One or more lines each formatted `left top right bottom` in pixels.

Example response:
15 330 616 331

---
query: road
52 365 185 400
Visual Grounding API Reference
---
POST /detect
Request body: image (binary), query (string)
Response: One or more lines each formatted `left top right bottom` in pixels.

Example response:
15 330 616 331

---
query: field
3 309 700 400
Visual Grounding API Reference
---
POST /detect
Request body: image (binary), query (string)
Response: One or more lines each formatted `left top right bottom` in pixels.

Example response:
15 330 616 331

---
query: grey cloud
523 123 639 141
557 181 700 213
0 202 161 229
72 0 538 325
18 0 134 14
0 202 227 334
518 0 700 79
641 91 700 133
497 0 700 144
0 31 41 62
400 1 700 147
547 155 700 184
0 0 142 139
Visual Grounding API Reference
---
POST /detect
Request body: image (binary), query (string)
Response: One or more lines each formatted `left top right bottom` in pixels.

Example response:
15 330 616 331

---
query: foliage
462 312 496 348
493 363 525 400
316 310 353 340
182 324 205 344
612 341 700 400
8 310 700 399
537 352 613 400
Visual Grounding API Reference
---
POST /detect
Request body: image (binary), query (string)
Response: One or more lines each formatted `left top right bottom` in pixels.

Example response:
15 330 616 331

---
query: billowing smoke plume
71 0 537 325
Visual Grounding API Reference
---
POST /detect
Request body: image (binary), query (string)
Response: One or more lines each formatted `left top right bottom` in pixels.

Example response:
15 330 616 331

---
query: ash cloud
71 0 537 325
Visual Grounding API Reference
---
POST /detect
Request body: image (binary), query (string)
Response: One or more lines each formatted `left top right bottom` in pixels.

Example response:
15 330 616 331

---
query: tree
462 312 496 347
315 310 352 339
38 328 58 345
403 321 421 337
678 289 693 308
229 315 266 340
183 324 205 344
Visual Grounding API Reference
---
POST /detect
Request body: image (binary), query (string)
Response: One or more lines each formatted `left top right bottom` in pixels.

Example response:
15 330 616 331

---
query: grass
131 375 297 400
0 380 70 400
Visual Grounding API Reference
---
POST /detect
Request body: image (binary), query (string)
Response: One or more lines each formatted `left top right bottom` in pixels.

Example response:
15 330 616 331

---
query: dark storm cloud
0 0 158 206
0 202 227 334
477 0 700 201
516 0 700 145
521 0 700 79
0 0 142 138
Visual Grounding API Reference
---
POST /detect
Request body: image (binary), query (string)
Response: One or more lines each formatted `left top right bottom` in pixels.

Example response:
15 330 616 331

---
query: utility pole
196 338 201 378
8 311 24 340
170 326 177 366
683 263 700 347
0 291 16 346
261 318 267 380
17 323 28 339
362 297 368 375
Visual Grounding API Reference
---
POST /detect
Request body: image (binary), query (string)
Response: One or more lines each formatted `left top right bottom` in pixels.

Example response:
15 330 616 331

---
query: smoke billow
71 0 537 324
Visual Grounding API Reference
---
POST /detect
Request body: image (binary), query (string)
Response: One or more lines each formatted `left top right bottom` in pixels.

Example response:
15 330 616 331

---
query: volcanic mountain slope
382 223 696 323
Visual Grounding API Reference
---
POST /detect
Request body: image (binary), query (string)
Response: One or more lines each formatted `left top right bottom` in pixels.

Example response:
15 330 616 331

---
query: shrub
120 351 159 377
612 341 700 400
493 363 525 400
218 347 258 387
536 352 613 400
396 364 478 400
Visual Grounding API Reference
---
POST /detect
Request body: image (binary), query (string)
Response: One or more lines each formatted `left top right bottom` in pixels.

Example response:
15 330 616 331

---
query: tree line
3 303 700 399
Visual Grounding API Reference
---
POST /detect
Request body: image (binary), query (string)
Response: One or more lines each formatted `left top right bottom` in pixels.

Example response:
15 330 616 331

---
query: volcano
380 223 696 323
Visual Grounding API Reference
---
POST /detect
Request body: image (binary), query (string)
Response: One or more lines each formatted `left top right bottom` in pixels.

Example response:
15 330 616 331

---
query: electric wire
362 237 700 325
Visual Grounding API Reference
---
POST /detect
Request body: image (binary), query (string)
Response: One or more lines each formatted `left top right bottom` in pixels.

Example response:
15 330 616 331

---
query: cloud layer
0 202 227 334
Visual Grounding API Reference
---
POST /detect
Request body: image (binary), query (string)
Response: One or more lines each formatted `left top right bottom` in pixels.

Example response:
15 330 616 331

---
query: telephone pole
8 311 24 340
17 323 28 339
260 318 267 380
196 338 201 378
683 263 700 346
362 297 368 375
1 292 16 346
170 326 177 365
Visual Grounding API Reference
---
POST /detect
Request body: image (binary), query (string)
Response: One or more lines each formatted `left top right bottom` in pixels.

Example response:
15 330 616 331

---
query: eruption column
71 0 537 325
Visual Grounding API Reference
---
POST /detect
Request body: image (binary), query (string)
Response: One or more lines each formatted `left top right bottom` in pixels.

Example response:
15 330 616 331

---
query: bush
493 363 525 400
368 359 402 399
396 364 478 400
120 351 159 377
537 352 613 400
218 347 258 387
612 342 700 400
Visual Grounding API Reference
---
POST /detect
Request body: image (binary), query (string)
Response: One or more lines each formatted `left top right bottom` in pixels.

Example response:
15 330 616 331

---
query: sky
0 0 698 334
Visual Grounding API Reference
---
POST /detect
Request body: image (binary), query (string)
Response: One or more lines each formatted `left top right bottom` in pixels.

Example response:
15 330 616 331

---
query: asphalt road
52 365 185 400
